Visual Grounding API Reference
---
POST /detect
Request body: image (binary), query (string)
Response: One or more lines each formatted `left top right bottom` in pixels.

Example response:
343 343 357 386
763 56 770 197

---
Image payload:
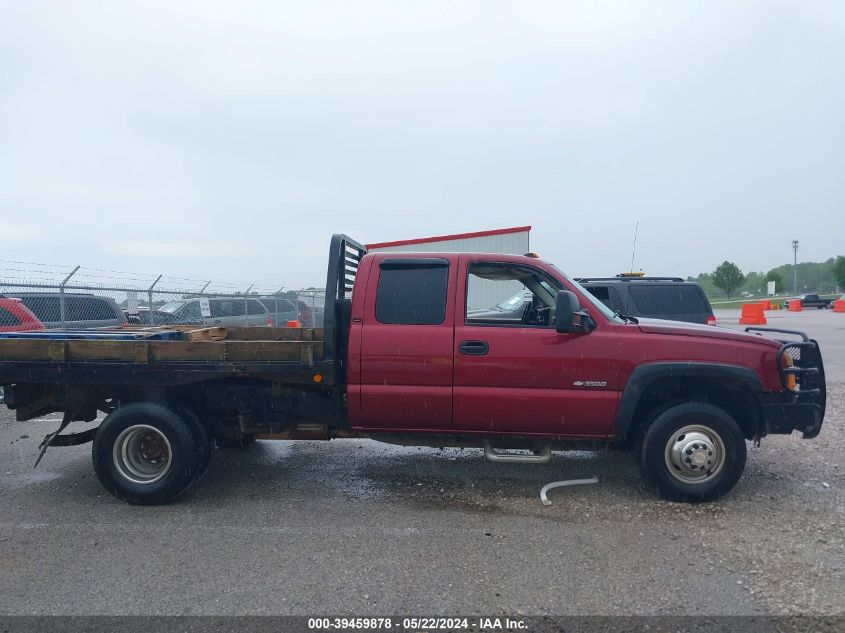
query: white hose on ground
540 477 599 505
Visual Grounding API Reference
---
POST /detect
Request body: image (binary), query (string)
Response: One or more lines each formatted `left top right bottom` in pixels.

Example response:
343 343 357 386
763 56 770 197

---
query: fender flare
613 362 764 440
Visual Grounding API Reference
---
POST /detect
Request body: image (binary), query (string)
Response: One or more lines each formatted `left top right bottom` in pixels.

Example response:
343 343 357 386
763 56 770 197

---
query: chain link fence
0 261 325 330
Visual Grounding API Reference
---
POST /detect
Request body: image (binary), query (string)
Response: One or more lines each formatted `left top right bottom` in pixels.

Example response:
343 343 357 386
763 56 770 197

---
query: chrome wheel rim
112 424 172 485
664 424 725 484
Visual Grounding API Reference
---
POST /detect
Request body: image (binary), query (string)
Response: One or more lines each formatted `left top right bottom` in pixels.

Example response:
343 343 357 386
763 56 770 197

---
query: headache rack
323 234 366 371
744 327 825 396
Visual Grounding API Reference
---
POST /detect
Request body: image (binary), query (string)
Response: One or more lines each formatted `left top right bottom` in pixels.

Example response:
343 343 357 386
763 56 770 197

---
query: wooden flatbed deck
0 326 324 365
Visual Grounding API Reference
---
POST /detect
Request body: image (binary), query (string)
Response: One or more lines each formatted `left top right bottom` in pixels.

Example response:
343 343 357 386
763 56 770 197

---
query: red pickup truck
0 296 45 332
0 235 826 505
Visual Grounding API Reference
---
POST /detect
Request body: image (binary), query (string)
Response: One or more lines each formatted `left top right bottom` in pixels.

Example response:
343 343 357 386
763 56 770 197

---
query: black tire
639 402 747 503
92 402 200 505
175 406 215 480
215 435 256 449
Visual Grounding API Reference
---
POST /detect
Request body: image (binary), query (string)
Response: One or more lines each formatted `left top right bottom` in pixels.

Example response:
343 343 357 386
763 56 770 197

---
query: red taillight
706 315 716 325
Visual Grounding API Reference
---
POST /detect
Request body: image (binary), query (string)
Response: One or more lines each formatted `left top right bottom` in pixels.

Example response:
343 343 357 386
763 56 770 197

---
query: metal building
366 226 532 311
366 226 530 256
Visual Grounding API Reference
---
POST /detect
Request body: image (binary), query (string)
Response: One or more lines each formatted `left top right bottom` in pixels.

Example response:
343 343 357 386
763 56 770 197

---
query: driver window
465 263 559 327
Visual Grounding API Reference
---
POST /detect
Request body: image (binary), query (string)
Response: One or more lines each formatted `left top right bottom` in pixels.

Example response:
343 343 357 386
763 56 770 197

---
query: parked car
9 293 127 329
0 298 43 405
140 297 277 327
256 297 306 326
0 296 45 332
575 276 716 325
795 293 833 309
137 296 316 328
295 291 325 327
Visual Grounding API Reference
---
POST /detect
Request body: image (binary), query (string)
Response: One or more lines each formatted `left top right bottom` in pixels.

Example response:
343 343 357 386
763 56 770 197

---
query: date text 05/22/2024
307 618 528 631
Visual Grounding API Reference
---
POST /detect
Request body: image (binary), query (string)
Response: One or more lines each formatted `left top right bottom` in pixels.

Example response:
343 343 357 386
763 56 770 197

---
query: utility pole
792 240 799 294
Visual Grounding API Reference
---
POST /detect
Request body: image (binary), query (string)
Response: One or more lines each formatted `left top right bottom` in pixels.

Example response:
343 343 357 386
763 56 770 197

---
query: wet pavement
0 311 843 615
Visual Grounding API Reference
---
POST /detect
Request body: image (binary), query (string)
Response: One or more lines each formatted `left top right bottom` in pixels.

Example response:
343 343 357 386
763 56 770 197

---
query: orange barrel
739 303 767 325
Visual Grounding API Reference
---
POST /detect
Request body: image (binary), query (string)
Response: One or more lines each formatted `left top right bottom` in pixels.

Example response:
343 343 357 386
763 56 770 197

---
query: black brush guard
745 327 826 439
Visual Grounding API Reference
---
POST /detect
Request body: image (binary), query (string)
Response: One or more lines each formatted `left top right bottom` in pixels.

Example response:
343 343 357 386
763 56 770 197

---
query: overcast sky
1 1 843 290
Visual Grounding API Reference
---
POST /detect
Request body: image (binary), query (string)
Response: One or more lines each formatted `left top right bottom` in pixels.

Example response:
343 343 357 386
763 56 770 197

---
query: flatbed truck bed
0 325 327 381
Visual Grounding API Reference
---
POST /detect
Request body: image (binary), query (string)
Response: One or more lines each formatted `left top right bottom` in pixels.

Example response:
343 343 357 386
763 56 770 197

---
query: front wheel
92 403 200 505
639 402 747 502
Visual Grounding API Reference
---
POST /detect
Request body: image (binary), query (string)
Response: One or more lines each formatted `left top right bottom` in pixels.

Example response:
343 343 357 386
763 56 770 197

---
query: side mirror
555 291 595 334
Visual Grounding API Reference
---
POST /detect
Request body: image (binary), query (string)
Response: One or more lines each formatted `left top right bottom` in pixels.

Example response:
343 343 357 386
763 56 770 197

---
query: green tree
742 271 765 295
688 272 718 297
712 261 745 297
765 269 784 294
833 256 845 289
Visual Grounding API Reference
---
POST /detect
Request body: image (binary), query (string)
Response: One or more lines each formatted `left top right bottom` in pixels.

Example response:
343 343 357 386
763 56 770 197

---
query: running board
483 442 551 464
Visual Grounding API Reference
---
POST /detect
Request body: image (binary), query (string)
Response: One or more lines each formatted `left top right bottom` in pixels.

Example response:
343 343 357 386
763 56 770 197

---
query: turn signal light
706 315 716 325
782 353 797 391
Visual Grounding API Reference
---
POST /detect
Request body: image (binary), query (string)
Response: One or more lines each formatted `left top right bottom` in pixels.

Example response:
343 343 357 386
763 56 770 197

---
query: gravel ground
0 384 842 616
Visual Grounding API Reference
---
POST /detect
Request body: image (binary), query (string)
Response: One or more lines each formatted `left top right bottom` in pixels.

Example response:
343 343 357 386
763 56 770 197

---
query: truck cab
347 252 623 436
338 248 826 502
797 293 832 309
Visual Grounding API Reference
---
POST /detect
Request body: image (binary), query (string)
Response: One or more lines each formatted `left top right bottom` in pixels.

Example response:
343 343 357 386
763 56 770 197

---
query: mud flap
34 411 74 468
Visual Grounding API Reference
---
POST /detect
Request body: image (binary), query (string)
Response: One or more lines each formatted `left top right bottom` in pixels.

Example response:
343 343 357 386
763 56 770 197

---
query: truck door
358 256 456 429
453 258 622 437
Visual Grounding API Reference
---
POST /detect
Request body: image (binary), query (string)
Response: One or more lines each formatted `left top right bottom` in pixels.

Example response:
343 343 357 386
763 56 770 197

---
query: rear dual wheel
176 406 215 478
93 402 213 505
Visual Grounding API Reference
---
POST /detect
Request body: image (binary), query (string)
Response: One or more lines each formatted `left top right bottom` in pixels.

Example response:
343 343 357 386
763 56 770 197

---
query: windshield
157 300 189 314
549 266 624 323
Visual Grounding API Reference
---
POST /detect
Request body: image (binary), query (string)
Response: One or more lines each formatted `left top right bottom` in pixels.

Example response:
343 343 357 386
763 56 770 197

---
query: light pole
792 240 799 294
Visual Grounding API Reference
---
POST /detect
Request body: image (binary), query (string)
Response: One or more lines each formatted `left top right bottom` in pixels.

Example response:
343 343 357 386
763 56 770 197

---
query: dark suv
576 277 715 325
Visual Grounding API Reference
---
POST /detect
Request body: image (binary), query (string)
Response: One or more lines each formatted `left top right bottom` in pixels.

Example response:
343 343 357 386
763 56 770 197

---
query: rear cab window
374 259 449 325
